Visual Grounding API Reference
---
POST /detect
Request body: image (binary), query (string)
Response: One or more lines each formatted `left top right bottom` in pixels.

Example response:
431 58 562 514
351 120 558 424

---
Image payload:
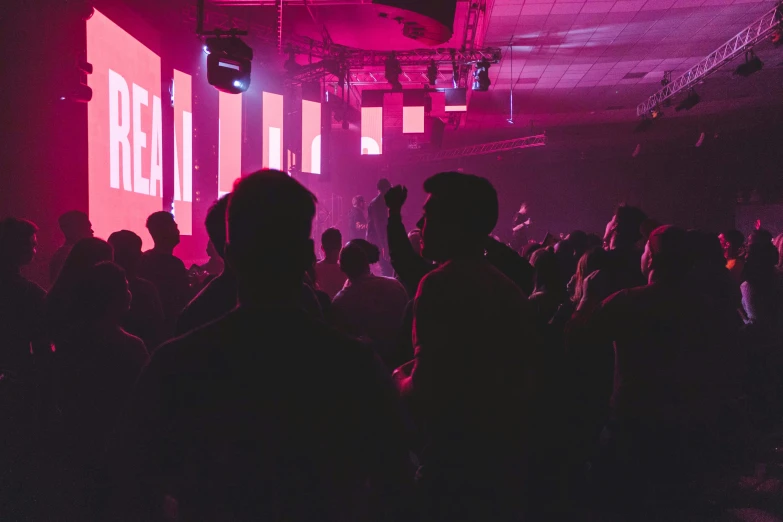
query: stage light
205 35 253 94
675 89 700 111
472 59 491 91
734 50 763 77
426 61 438 86
203 45 210 55
385 53 403 91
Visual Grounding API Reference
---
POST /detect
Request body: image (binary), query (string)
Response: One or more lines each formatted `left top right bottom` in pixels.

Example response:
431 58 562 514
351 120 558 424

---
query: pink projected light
301 100 321 174
361 107 383 155
173 69 192 236
218 91 242 197
87 9 162 249
263 92 284 170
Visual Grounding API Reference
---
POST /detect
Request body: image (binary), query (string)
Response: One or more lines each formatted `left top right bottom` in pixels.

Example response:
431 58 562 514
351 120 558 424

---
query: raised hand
385 185 408 213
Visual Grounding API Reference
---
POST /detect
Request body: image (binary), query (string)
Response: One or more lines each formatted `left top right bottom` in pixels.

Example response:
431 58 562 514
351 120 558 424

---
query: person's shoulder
22 277 47 299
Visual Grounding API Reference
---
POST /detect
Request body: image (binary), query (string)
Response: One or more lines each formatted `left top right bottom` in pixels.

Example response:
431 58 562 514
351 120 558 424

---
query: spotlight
385 53 403 91
426 61 438 86
472 59 491 91
203 45 210 55
734 50 763 77
675 89 700 111
650 105 663 119
205 36 253 94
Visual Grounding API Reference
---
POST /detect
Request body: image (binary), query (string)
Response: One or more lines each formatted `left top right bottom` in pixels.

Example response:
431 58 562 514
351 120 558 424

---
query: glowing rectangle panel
402 106 425 134
173 69 192 236
301 100 321 174
361 106 383 155
218 91 242 197
262 92 284 170
87 9 162 249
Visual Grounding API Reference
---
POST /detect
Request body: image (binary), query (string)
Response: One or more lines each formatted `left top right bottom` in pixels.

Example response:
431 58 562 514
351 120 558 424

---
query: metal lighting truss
398 134 547 164
636 2 783 117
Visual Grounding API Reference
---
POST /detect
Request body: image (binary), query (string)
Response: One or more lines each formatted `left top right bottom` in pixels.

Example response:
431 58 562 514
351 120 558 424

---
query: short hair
108 230 143 272
146 211 175 232
339 242 370 279
58 210 89 234
648 225 690 278
614 204 647 245
377 178 392 192
205 195 230 258
721 229 745 248
352 195 365 207
346 239 380 264
423 171 499 239
0 217 38 245
227 170 316 271
321 227 342 252
79 262 128 320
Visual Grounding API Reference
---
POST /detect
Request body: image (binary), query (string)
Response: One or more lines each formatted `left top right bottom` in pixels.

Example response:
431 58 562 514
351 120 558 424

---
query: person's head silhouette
339 241 371 280
321 228 342 261
78 262 132 326
108 230 143 277
641 225 690 282
0 217 38 269
146 211 181 252
58 211 93 244
205 195 230 260
377 178 392 195
352 195 366 211
55 237 114 289
226 170 317 304
604 204 647 251
418 172 498 263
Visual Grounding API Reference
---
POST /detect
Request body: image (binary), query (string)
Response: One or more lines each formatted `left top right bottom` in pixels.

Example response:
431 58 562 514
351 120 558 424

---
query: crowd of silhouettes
2 168 783 520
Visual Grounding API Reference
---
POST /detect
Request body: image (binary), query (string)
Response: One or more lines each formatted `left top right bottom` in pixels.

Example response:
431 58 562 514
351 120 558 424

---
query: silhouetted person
385 185 435 296
107 170 415 521
46 237 114 348
331 241 409 369
603 204 648 292
51 262 148 519
49 210 93 287
176 196 236 336
108 231 165 350
367 178 393 276
314 227 347 299
588 226 742 511
511 202 531 251
396 172 534 522
719 229 745 285
347 195 367 241
137 211 190 338
0 218 48 375
741 240 783 336
529 248 566 327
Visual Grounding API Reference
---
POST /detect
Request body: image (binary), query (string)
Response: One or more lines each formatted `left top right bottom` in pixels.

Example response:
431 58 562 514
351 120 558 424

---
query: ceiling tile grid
477 0 782 126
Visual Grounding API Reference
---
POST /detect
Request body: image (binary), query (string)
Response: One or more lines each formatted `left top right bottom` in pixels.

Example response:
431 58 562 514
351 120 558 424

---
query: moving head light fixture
205 35 253 94
196 0 252 94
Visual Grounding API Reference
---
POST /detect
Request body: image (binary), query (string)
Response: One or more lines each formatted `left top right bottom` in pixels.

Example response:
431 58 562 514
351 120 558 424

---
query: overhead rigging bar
636 2 783 117
397 134 547 164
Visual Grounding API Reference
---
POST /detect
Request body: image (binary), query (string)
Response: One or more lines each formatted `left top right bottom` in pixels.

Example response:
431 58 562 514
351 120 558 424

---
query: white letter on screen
149 95 163 197
108 69 131 191
132 83 149 195
269 127 281 170
183 111 193 202
311 135 321 175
